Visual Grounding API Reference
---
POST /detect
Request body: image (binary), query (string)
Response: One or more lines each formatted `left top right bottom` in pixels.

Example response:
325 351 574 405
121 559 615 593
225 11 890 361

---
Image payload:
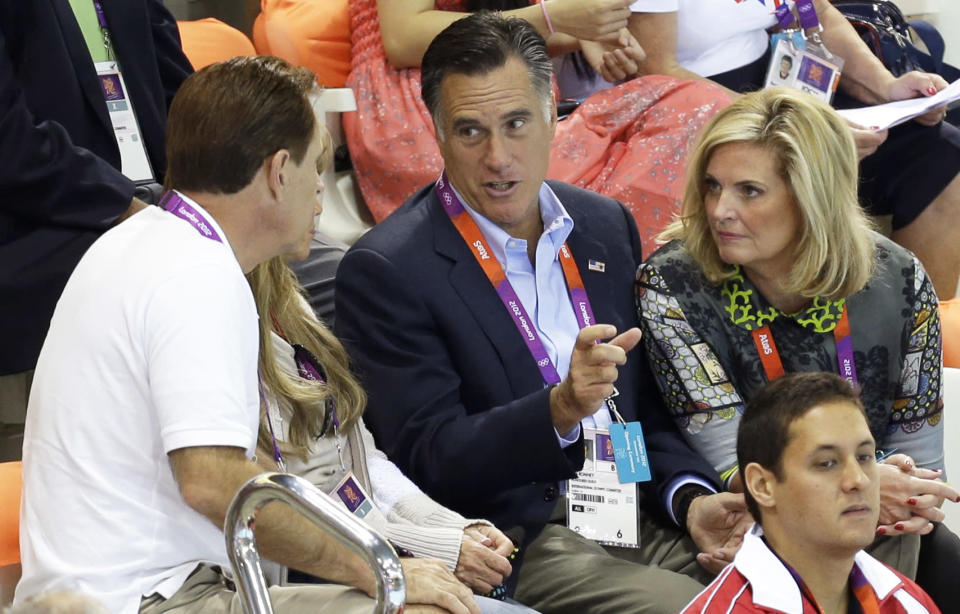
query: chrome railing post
224 472 406 614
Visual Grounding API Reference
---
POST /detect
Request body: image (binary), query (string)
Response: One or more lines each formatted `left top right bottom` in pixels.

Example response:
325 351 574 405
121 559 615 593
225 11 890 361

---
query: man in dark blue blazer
0 0 192 459
336 13 751 614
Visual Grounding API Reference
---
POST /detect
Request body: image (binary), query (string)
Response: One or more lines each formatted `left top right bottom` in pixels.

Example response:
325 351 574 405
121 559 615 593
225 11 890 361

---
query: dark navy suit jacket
0 0 191 373
335 181 719 535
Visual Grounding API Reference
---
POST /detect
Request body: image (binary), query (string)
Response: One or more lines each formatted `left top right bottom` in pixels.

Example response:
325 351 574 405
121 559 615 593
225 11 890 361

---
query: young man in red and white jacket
682 372 940 614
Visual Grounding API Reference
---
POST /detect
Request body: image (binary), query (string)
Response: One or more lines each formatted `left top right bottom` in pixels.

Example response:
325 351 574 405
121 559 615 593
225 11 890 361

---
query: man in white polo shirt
16 56 479 614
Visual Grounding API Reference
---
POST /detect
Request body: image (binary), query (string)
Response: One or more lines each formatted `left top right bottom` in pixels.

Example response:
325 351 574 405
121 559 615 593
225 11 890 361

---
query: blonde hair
662 87 875 300
247 258 366 460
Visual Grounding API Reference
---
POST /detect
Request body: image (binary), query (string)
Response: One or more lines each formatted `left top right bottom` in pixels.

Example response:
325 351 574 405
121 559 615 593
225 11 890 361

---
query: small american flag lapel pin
588 259 606 273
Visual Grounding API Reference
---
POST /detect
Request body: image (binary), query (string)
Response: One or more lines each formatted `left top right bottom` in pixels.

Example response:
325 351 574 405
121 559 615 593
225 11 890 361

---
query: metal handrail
224 472 406 614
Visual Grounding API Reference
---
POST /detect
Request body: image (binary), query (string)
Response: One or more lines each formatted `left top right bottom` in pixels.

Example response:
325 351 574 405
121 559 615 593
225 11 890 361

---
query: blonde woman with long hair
247 256 536 614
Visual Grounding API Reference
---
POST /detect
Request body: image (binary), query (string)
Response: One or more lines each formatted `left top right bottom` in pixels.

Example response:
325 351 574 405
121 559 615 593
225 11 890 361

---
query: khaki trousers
140 564 537 614
514 510 711 614
0 369 32 462
139 566 374 614
868 533 920 579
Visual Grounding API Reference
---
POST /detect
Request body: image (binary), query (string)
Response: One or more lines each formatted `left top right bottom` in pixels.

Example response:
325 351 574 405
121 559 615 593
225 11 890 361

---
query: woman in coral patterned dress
344 0 730 252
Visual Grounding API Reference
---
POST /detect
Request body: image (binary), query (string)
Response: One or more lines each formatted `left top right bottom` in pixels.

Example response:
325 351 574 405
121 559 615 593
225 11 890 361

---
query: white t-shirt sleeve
146 262 260 455
629 0 678 12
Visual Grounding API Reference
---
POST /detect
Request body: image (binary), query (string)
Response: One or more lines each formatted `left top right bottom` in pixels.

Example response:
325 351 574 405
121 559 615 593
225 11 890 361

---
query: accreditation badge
764 37 843 103
94 61 155 183
566 428 641 548
330 472 388 526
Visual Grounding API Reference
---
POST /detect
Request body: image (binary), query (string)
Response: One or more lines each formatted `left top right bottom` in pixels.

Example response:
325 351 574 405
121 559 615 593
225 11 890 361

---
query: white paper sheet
836 79 960 131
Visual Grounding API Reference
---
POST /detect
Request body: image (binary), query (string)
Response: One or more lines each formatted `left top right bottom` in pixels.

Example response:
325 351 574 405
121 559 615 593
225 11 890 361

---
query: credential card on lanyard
609 422 652 483
95 61 155 183
332 472 387 526
566 428 640 548
764 38 842 103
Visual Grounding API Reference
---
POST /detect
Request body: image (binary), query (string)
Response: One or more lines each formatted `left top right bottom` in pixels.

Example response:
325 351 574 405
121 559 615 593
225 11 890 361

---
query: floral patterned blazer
636 234 943 483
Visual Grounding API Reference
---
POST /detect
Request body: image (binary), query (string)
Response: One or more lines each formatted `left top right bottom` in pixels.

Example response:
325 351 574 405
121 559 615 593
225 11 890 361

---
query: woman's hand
881 71 950 126
875 454 959 536
581 28 646 82
546 0 632 43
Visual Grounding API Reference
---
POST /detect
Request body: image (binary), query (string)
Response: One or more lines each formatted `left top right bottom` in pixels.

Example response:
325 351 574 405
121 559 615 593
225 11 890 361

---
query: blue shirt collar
449 181 575 266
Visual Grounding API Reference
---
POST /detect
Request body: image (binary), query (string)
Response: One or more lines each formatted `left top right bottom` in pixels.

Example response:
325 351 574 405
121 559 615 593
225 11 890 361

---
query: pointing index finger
575 324 617 348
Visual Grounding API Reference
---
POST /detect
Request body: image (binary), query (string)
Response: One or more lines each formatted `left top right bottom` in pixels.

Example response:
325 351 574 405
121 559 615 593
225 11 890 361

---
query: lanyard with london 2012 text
257 341 347 473
782 550 881 614
435 173 596 387
436 174 650 549
159 191 223 243
751 303 858 385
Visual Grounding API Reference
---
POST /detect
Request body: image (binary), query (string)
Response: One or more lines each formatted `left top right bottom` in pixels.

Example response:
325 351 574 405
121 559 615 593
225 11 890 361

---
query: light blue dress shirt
452 182 613 447
452 181 715 524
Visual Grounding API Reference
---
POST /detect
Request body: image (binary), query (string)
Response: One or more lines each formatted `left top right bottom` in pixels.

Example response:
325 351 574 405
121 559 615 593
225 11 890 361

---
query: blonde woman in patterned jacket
636 87 959 607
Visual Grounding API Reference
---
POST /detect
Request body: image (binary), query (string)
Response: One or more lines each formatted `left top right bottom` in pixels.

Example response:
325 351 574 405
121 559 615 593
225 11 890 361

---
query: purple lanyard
435 173 597 387
292 344 340 432
92 0 108 29
92 0 114 58
159 192 224 243
794 0 820 30
832 304 859 387
258 345 345 473
293 344 346 470
775 3 796 29
257 376 287 472
768 1 817 31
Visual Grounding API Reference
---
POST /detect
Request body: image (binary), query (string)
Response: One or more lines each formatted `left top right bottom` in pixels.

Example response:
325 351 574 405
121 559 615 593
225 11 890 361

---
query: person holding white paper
627 0 960 299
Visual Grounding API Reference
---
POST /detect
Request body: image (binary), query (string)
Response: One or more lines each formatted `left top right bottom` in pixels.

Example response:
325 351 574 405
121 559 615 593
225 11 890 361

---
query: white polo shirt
17 199 260 614
630 0 781 77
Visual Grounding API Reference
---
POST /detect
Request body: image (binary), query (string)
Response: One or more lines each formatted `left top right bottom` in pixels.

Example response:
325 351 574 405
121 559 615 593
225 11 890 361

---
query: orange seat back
177 18 257 70
0 462 22 566
253 0 351 88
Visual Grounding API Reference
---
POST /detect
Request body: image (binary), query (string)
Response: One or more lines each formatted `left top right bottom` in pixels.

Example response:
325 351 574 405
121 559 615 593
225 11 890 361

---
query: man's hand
687 492 752 575
581 28 646 82
548 0 632 43
882 71 950 126
876 455 959 536
402 558 481 614
112 196 149 226
550 325 643 435
455 525 513 594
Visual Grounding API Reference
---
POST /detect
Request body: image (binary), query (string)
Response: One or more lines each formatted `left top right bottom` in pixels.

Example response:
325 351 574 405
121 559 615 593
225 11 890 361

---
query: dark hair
165 55 319 195
737 372 867 521
466 0 526 9
420 11 553 127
